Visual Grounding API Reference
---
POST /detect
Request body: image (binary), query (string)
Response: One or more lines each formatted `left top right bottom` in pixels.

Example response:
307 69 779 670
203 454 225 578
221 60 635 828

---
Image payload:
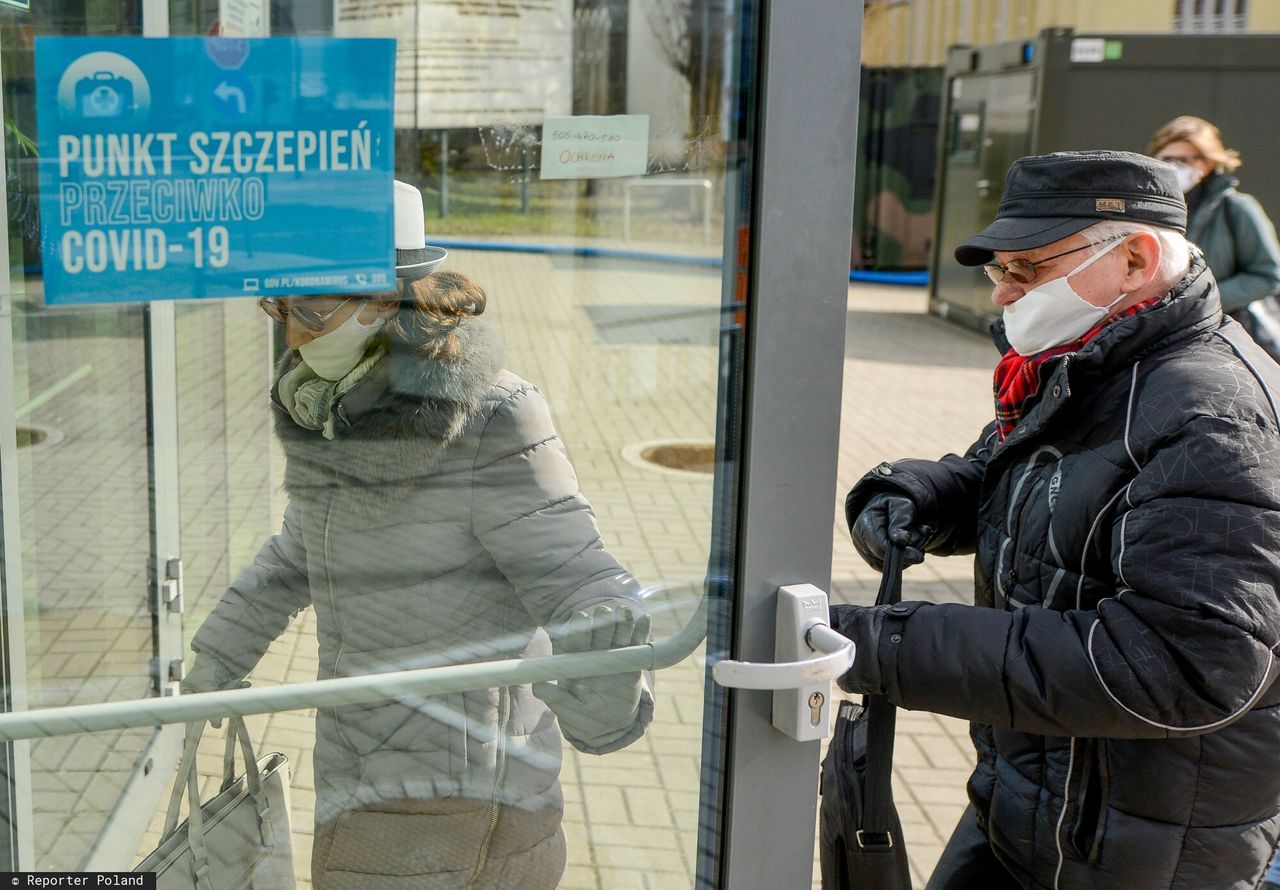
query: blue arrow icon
215 81 245 112
211 70 253 116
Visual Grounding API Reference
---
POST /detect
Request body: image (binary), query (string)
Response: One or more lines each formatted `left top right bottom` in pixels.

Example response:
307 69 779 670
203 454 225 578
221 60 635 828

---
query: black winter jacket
846 257 1280 889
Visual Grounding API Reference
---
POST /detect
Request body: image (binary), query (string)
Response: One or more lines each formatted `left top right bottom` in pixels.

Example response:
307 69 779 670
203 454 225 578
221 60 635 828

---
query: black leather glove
850 492 933 571
828 603 893 695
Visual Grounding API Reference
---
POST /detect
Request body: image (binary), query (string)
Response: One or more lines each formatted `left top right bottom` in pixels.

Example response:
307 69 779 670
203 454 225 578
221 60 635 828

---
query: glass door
0 0 862 885
0 1 187 871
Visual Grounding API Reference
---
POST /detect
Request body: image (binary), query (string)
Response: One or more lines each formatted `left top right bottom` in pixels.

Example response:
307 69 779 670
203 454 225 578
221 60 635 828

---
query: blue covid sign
35 37 396 305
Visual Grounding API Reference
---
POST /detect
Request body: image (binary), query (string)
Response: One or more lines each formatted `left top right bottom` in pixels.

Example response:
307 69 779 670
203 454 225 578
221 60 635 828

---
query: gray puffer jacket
845 258 1280 889
192 319 649 889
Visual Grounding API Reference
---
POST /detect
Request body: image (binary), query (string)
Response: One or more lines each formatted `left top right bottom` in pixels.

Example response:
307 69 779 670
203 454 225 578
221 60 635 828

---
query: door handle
711 584 855 741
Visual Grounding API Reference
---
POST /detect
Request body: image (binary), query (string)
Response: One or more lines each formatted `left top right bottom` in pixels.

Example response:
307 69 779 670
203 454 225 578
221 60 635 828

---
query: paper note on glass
540 115 649 180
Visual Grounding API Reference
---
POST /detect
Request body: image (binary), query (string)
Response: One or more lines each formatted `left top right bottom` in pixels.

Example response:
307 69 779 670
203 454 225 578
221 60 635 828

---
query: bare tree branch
646 0 695 79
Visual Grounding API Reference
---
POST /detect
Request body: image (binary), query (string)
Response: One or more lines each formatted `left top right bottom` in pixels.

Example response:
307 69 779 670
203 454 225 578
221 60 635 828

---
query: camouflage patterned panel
852 67 944 271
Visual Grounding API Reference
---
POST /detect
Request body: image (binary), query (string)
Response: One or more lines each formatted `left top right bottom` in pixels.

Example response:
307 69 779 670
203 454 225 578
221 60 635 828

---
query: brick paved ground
17 248 999 886
825 280 996 887
13 303 169 868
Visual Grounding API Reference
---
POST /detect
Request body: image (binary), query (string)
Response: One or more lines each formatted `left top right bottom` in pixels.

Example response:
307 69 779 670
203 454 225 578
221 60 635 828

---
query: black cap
954 150 1187 266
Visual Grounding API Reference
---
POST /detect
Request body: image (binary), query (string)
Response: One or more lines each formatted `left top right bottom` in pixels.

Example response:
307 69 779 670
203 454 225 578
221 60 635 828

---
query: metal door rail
0 592 711 742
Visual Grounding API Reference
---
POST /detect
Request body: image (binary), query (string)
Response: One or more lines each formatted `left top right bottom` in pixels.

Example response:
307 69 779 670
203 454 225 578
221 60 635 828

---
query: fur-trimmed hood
272 318 506 502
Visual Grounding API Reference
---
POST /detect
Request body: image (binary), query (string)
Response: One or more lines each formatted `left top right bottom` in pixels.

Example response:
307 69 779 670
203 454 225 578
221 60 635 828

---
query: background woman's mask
1173 163 1205 193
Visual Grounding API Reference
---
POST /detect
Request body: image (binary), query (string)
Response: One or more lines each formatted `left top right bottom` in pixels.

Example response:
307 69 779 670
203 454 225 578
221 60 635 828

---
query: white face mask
1002 237 1128 356
298 307 385 380
1172 163 1205 193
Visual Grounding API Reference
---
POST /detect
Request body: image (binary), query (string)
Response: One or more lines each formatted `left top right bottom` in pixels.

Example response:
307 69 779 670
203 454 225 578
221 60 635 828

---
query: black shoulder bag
819 543 913 890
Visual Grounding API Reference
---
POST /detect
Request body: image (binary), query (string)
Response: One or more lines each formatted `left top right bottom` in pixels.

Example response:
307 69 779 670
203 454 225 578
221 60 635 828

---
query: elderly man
833 151 1280 889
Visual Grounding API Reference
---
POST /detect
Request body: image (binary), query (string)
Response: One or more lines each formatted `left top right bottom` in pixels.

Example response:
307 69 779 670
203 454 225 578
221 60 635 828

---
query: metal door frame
716 0 861 886
80 0 188 868
0 54 34 871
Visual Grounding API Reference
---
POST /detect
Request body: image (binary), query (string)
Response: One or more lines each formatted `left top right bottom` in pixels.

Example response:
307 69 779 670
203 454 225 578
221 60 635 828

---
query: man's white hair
1080 219 1190 291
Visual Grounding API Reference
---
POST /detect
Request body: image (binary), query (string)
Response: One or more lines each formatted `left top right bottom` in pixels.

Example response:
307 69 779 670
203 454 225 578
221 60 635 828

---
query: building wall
1253 3 1280 30
863 0 1272 67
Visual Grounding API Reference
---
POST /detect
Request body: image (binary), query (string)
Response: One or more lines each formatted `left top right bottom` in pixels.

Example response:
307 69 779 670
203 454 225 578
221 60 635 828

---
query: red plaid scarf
993 299 1158 442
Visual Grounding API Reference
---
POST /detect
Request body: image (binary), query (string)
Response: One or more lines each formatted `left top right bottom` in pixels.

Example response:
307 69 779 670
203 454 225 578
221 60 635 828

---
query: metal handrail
0 588 712 742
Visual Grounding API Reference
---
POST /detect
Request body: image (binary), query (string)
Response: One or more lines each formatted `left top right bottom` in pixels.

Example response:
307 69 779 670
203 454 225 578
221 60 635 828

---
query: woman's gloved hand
179 652 249 728
533 602 655 754
851 492 934 571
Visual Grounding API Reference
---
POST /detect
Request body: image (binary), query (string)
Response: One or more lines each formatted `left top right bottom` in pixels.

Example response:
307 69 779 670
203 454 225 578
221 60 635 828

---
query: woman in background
1149 116 1280 355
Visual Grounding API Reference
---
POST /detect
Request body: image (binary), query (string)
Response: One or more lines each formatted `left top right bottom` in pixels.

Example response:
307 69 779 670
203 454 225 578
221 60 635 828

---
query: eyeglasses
258 296 354 331
1155 152 1204 166
983 237 1125 286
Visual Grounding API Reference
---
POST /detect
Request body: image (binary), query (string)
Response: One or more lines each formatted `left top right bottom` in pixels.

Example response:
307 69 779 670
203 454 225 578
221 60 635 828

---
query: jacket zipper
1052 737 1076 890
1054 735 1111 886
324 495 345 671
466 686 511 888
323 496 357 751
1068 738 1108 863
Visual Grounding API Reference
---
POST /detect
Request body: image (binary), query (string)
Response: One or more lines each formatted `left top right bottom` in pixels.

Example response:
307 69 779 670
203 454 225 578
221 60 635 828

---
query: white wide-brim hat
394 180 447 280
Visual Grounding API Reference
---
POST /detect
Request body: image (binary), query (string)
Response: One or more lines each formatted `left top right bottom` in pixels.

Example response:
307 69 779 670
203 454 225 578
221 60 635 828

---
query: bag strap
163 721 205 836
162 722 215 890
875 542 904 608
162 717 276 878
220 715 264 797
221 716 275 848
858 544 903 848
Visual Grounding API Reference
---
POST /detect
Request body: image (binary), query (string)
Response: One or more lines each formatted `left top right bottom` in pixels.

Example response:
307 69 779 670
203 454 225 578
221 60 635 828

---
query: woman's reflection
181 180 653 889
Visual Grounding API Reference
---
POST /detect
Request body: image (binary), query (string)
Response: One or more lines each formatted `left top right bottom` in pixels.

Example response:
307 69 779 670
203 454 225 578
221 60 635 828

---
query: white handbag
135 717 295 890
